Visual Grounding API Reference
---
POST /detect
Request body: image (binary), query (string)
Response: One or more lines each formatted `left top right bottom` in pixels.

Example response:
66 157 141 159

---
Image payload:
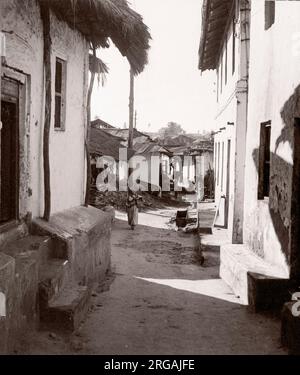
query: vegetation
158 122 186 138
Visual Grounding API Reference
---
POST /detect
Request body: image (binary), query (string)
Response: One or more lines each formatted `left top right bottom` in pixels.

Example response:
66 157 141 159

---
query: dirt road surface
22 207 286 355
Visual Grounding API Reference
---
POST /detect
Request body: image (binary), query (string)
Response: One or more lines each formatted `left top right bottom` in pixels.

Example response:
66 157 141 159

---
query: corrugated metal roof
134 141 172 156
104 128 150 140
89 127 134 160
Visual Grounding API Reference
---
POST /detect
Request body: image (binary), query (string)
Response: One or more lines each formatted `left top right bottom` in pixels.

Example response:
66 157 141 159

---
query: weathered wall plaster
0 0 89 220
244 0 300 276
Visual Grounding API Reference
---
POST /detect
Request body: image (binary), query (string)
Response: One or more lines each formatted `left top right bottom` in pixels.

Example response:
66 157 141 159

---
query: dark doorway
291 118 300 280
0 80 19 224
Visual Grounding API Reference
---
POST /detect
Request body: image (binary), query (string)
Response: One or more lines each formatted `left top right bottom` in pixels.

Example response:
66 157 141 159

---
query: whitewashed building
0 0 150 354
199 0 250 241
199 0 300 323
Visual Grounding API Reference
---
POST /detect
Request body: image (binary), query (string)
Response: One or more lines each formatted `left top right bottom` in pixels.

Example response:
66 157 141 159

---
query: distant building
168 139 214 198
102 127 170 191
91 118 117 130
159 134 195 147
89 126 135 186
199 0 249 241
134 141 172 192
104 128 151 146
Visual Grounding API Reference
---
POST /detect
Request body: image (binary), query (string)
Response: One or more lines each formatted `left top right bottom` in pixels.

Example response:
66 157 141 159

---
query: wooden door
0 79 19 224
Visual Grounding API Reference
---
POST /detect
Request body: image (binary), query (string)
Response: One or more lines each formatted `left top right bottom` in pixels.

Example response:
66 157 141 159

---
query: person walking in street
126 189 140 230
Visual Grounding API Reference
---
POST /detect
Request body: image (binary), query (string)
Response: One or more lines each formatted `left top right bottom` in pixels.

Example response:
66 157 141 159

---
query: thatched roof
198 0 233 71
39 0 151 75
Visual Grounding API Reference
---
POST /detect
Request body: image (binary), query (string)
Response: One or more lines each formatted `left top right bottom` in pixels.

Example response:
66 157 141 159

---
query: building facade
244 0 300 279
199 0 300 311
0 0 104 354
0 0 88 233
0 0 150 354
199 0 250 241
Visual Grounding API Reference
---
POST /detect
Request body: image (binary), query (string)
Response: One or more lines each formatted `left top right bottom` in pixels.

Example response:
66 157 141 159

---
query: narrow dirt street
22 204 286 355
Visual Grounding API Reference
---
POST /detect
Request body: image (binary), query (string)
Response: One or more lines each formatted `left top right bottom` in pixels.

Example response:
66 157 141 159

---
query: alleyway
22 205 286 355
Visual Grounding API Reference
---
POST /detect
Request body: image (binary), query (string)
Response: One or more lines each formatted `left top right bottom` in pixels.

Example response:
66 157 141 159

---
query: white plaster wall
49 12 88 214
182 155 195 184
212 2 247 238
217 19 239 115
1 0 89 218
214 98 236 233
244 0 300 275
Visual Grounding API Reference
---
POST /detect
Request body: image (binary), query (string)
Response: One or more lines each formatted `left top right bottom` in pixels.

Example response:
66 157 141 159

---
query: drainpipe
232 0 251 243
41 4 52 221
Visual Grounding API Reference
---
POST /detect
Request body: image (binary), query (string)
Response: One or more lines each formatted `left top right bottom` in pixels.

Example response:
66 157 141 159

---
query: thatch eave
39 0 151 75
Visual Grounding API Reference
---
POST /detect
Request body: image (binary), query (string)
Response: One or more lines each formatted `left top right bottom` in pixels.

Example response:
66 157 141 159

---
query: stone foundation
281 302 300 355
32 206 112 286
0 206 112 353
220 244 289 305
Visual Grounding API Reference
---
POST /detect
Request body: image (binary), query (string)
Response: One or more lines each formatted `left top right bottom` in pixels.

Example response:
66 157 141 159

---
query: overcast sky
91 0 216 134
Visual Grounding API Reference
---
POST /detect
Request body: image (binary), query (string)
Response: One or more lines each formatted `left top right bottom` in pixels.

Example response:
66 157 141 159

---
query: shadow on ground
21 217 286 355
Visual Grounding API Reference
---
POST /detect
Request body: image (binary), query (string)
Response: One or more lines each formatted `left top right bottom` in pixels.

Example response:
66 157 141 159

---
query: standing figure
126 189 140 230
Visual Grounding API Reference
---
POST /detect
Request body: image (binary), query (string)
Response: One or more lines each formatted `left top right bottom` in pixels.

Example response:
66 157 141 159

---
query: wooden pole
127 68 134 191
84 45 96 206
0 34 3 114
0 34 4 207
128 68 134 149
41 5 52 221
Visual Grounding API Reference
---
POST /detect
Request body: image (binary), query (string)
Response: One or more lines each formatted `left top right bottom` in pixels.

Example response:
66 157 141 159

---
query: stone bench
220 244 289 306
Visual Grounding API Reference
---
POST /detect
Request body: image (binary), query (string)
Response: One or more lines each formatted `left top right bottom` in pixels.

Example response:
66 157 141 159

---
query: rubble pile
90 186 186 212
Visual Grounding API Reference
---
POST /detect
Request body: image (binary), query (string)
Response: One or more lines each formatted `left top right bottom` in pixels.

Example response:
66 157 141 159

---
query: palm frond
89 53 109 86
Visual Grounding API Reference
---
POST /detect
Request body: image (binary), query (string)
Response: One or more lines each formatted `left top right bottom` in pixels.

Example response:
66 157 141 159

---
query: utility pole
128 68 134 149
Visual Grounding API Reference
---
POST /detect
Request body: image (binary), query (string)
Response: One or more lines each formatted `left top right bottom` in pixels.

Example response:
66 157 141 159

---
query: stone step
38 259 70 310
220 244 289 305
1 234 67 264
0 240 41 353
38 237 68 262
3 235 49 261
40 283 91 332
31 221 69 260
281 301 300 355
0 253 15 354
32 206 112 286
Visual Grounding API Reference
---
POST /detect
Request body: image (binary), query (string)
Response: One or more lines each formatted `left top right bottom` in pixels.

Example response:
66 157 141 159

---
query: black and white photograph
0 0 300 360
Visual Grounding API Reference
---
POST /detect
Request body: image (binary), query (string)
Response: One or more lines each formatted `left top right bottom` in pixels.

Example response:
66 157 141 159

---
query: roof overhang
198 0 234 72
39 0 151 75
